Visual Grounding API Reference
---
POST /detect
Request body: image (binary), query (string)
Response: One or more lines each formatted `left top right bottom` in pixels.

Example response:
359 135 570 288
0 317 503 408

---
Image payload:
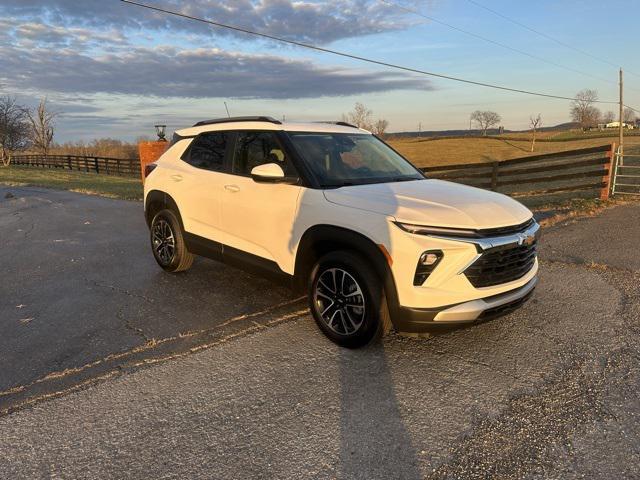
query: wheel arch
294 224 400 322
144 190 183 228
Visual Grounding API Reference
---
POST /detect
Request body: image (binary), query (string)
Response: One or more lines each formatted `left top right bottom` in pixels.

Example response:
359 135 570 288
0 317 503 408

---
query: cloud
0 44 432 99
0 0 420 44
12 22 129 50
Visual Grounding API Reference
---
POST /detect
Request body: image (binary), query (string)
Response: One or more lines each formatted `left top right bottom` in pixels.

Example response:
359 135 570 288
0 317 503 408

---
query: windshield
286 132 424 188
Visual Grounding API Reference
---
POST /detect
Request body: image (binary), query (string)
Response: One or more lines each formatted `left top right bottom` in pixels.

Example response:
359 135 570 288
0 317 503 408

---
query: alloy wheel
314 267 366 335
152 218 175 265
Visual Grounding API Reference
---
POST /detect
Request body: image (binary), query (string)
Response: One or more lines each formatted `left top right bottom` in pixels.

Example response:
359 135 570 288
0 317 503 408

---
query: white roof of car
176 120 370 137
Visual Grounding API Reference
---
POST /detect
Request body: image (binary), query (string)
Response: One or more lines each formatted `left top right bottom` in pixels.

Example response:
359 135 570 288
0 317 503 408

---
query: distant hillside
391 122 578 139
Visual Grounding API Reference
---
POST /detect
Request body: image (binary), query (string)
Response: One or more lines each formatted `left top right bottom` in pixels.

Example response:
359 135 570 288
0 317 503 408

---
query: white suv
144 116 539 347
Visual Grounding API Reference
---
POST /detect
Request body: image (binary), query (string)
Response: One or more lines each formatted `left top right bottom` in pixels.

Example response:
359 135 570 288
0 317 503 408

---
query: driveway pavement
1 187 639 479
0 186 304 412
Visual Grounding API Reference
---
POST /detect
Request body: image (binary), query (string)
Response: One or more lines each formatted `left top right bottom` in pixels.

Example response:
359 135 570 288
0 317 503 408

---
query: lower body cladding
392 276 538 333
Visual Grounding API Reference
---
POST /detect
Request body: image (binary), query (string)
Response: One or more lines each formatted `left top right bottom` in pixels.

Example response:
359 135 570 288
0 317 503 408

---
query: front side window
232 131 296 177
286 132 424 188
183 132 230 171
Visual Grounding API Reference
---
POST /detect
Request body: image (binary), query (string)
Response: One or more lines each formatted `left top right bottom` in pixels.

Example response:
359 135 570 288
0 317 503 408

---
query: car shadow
338 343 422 479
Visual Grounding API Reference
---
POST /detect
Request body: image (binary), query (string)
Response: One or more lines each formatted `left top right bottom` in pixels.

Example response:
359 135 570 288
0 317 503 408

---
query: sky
1 0 639 142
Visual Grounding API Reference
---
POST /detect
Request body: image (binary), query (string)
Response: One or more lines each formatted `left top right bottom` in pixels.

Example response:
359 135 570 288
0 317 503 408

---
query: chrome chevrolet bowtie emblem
518 233 535 246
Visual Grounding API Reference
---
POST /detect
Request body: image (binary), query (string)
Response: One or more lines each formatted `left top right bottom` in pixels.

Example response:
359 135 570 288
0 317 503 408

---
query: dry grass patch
535 197 634 228
0 165 143 201
387 135 639 168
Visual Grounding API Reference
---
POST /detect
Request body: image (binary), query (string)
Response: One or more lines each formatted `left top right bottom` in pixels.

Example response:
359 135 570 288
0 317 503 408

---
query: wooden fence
10 154 141 177
421 144 614 206
9 145 615 206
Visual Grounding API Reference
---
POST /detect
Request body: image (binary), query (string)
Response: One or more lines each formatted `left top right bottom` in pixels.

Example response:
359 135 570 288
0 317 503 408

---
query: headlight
394 221 478 238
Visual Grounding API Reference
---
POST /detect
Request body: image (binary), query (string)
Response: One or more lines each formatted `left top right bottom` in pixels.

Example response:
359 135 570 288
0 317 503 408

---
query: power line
380 0 614 86
464 0 640 79
624 104 640 114
119 0 619 105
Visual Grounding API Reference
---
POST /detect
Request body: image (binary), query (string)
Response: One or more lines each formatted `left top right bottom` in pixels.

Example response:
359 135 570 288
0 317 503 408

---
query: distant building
605 121 634 130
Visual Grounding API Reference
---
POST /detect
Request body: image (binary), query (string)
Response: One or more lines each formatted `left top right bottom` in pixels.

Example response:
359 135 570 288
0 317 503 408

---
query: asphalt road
1 186 639 479
0 186 304 412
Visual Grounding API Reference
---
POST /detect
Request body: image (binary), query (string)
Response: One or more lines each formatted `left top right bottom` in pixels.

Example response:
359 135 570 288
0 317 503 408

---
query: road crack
87 279 155 303
116 307 151 342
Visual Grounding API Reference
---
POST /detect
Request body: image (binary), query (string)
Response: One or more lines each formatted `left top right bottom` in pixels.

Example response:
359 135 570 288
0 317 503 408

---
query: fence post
116 159 121 175
94 157 99 174
67 155 72 170
491 161 499 191
84 157 88 172
601 143 616 200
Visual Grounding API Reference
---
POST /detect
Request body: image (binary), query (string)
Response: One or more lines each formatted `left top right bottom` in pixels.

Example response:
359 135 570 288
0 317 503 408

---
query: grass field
388 131 640 168
0 166 143 201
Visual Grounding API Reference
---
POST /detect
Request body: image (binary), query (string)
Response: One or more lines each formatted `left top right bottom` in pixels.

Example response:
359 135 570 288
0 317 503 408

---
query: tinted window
184 132 230 171
232 131 296 177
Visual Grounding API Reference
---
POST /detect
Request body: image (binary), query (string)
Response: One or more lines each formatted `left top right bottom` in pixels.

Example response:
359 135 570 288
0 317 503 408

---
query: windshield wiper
391 176 421 182
321 181 356 188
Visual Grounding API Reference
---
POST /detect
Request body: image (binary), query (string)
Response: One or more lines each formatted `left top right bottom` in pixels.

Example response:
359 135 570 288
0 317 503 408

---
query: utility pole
619 68 624 159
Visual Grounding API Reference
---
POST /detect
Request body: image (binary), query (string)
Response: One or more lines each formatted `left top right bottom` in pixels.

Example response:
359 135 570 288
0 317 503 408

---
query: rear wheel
309 251 391 348
150 209 194 272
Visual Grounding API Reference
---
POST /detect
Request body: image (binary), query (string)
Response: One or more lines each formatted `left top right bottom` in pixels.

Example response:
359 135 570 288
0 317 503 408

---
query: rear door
220 130 302 273
171 131 234 243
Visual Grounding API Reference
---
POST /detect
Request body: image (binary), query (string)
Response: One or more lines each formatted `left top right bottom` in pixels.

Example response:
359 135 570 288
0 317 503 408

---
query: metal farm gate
612 146 640 197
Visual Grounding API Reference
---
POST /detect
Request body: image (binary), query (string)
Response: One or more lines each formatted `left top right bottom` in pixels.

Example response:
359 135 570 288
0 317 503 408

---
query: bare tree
0 96 30 166
529 114 542 152
373 119 389 137
470 110 501 136
570 89 600 130
27 97 57 157
342 102 373 130
623 107 637 124
602 111 616 124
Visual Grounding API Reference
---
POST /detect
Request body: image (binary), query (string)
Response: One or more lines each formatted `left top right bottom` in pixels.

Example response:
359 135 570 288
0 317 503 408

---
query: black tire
150 209 194 273
308 250 392 348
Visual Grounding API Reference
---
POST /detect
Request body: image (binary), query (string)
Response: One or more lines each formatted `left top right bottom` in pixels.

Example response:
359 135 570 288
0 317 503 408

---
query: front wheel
150 209 194 272
308 251 391 348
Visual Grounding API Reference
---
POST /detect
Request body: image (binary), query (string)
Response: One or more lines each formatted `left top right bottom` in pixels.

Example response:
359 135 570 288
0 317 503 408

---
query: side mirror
250 163 286 183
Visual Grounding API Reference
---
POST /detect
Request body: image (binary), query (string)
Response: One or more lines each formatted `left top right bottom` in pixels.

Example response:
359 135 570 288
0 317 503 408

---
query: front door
220 130 302 274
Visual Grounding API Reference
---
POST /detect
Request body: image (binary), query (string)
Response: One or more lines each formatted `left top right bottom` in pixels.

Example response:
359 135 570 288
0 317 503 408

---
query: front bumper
392 275 538 333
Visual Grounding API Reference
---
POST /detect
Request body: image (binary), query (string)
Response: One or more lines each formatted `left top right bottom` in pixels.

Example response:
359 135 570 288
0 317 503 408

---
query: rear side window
232 131 297 177
183 132 230 172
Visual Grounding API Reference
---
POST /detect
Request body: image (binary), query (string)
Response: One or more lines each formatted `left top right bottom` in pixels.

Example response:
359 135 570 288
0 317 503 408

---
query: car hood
323 179 532 229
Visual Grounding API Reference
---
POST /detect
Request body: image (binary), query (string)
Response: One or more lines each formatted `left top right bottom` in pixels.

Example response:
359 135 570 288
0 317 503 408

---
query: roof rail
315 121 360 129
192 116 282 127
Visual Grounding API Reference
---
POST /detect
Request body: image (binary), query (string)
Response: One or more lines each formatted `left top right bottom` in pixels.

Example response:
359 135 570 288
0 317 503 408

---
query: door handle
224 184 240 193
170 174 183 182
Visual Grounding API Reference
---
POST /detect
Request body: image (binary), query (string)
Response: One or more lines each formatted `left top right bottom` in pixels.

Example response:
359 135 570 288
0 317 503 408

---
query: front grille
465 242 537 288
475 218 534 238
